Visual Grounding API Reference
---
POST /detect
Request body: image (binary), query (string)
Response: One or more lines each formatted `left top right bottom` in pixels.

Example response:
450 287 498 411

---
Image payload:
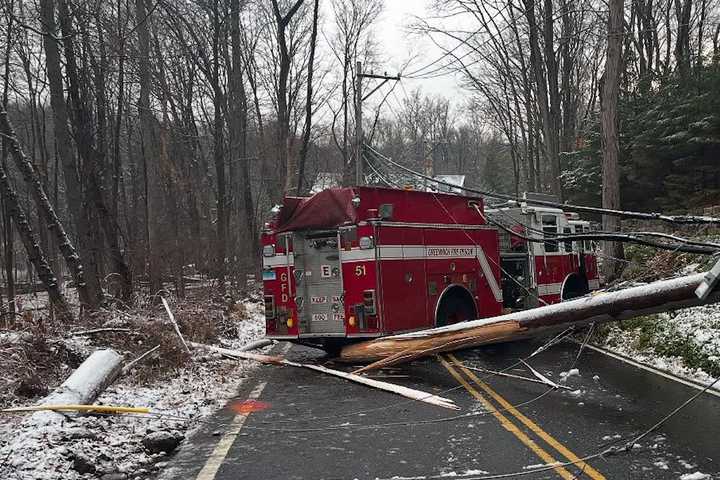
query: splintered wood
347 321 523 374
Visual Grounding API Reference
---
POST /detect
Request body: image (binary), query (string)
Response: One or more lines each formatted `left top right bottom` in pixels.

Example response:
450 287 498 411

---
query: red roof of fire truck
261 186 599 351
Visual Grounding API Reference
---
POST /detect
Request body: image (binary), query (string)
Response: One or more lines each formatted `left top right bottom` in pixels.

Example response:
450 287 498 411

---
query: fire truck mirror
379 203 394 219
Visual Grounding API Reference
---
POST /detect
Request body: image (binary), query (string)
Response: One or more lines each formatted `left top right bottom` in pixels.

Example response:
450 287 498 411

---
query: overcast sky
371 1 470 105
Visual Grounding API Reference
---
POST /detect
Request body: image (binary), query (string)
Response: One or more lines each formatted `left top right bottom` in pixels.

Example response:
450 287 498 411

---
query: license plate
312 313 327 322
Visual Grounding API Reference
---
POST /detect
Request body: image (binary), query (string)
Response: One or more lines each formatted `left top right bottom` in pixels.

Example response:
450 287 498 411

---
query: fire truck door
293 232 344 335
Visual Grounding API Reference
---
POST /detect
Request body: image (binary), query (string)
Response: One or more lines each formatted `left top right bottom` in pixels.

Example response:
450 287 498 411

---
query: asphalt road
159 340 720 480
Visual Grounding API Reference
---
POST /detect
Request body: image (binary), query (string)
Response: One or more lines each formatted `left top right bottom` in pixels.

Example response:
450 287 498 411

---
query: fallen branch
122 344 161 375
188 341 458 410
188 341 285 364
70 327 132 336
161 296 191 353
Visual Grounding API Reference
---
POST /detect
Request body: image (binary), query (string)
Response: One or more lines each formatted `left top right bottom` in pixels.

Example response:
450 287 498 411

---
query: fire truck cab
261 187 599 349
488 194 600 310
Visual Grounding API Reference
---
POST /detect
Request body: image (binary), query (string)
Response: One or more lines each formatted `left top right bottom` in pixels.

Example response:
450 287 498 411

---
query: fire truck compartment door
293 232 345 335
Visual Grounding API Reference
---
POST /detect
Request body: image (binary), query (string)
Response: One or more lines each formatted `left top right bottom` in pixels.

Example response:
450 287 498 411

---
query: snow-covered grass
0 295 267 480
595 243 720 386
596 306 720 386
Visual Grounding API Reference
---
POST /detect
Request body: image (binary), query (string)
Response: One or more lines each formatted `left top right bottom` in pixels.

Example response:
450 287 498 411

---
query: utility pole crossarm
359 72 401 81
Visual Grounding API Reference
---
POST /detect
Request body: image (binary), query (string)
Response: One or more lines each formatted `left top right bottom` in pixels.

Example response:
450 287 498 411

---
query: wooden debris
188 341 286 364
188 341 458 410
70 327 132 336
161 296 191 353
122 344 161 375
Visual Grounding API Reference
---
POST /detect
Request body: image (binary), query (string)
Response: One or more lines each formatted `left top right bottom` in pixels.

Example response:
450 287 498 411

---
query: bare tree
270 0 306 195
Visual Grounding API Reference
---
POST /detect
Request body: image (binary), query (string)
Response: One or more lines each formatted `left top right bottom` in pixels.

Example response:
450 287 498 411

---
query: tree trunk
297 0 320 195
230 0 258 272
600 0 626 281
524 0 561 197
135 0 162 296
271 0 305 195
212 0 227 291
40 0 103 310
57 0 132 303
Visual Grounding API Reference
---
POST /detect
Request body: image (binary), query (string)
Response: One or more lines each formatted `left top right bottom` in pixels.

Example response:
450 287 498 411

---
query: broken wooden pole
341 270 720 371
32 349 124 425
188 341 458 410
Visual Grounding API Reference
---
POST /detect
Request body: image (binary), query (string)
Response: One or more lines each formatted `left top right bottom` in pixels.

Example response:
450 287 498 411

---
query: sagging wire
489 203 720 252
363 153 399 188
425 186 549 306
362 145 716 255
364 143 720 228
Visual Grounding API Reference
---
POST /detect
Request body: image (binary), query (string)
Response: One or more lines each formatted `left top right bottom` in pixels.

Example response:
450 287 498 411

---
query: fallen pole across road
341 266 720 373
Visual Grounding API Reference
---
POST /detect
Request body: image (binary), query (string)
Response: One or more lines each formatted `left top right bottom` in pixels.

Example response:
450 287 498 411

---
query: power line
364 143 720 227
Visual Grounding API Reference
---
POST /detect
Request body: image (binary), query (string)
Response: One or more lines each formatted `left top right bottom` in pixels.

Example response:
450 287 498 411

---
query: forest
0 0 718 319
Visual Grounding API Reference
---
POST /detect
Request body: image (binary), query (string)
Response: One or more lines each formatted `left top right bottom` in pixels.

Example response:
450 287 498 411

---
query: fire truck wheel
435 286 478 327
561 273 589 301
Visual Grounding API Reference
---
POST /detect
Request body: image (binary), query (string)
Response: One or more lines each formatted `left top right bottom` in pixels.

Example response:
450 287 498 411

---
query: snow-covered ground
597 302 720 388
0 299 266 480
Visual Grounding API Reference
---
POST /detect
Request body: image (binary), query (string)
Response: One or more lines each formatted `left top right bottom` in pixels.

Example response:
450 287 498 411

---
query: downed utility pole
341 267 720 372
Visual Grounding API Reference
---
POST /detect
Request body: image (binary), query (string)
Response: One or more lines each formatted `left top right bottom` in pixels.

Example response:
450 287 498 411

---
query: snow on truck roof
272 186 486 233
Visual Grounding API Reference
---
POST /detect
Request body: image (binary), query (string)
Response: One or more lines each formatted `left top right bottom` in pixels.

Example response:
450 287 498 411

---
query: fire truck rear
261 187 600 349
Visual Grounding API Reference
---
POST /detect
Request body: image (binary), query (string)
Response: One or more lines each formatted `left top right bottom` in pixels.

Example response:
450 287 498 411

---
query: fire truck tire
435 286 478 327
561 273 589 301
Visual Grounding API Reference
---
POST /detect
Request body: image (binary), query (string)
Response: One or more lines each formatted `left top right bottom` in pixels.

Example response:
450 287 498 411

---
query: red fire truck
261 186 599 350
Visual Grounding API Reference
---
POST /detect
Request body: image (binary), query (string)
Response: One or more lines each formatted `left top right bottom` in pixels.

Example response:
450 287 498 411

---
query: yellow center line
438 355 576 480
447 353 606 480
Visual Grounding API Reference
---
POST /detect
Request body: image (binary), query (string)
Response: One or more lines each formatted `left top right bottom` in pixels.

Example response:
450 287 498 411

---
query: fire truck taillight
363 290 376 315
264 295 276 319
263 244 275 257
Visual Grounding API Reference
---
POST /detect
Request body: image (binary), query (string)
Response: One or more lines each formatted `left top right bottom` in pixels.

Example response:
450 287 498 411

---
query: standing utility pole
354 62 400 185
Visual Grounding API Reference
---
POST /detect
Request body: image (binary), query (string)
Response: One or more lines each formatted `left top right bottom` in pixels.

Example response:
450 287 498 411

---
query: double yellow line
440 354 605 480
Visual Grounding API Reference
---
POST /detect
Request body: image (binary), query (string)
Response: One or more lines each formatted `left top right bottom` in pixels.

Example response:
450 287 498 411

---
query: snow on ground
679 472 711 480
598 303 720 388
0 299 266 480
